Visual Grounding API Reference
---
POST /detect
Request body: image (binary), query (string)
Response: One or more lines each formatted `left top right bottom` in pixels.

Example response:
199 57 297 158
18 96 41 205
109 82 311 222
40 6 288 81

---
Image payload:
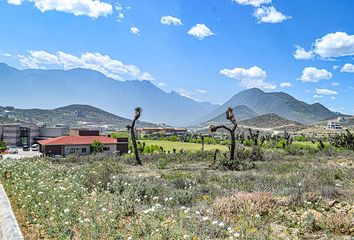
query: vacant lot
0 147 353 239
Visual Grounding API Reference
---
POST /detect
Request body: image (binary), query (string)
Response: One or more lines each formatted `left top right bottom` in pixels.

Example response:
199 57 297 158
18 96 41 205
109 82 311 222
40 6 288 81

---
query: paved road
2 149 42 160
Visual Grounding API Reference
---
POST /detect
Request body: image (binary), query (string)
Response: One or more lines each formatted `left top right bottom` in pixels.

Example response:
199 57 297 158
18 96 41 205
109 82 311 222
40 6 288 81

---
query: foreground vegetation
0 147 353 239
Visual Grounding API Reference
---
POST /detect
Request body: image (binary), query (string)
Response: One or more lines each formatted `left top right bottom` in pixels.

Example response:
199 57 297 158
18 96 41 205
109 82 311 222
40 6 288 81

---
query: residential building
326 121 342 130
69 128 100 136
38 136 128 157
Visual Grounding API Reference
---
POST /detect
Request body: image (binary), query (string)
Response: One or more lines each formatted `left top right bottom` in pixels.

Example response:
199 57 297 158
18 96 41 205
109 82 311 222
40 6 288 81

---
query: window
103 147 110 151
70 148 75 153
82 148 87 153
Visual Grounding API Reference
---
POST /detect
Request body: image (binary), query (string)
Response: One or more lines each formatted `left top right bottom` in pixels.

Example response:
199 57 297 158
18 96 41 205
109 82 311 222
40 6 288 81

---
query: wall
39 127 69 138
64 145 91 156
0 184 24 240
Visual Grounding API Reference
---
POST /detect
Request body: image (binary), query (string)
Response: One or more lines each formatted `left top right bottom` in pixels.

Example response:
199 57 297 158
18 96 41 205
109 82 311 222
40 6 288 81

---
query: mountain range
0 104 156 129
0 63 342 127
201 88 339 124
0 63 217 126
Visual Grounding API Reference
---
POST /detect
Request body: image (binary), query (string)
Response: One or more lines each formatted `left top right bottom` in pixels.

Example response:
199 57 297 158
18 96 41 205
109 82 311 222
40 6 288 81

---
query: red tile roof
38 136 117 146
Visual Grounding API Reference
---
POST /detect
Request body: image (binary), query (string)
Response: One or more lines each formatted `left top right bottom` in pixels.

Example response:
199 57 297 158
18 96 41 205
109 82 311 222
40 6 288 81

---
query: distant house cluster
136 127 188 136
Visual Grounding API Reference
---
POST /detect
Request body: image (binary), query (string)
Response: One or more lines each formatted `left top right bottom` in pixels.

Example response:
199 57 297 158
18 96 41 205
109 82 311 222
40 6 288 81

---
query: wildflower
153 196 158 200
183 235 189 239
219 222 225 227
64 208 70 213
212 220 218 225
233 232 240 237
202 216 209 221
195 211 200 215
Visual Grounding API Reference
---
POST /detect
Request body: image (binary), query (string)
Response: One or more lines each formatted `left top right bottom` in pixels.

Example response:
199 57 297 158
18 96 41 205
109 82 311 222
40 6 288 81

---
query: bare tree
127 107 142 165
210 107 238 161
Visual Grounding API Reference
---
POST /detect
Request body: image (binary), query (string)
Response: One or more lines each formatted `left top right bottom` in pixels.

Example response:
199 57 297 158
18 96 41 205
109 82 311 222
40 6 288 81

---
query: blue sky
0 0 353 114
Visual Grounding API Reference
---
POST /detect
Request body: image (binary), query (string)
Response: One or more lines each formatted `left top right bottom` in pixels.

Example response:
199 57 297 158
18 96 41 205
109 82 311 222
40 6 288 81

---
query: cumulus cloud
293 45 313 60
232 0 271 7
313 95 323 99
280 82 293 88
253 6 290 23
331 82 340 86
341 63 354 73
18 50 153 81
157 82 167 87
25 0 113 18
160 16 182 26
130 26 140 36
7 0 23 5
295 32 354 60
220 66 276 90
299 67 332 83
314 88 338 96
188 24 214 40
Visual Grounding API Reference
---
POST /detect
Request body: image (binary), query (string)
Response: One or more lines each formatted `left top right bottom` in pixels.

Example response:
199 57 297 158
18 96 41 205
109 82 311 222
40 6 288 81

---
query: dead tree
127 107 143 165
210 107 238 161
249 128 260 146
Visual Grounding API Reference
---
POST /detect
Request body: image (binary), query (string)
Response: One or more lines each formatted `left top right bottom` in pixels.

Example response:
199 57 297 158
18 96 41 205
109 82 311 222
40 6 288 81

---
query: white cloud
280 82 293 88
253 6 290 24
341 63 354 73
18 50 153 81
187 24 214 40
197 89 207 94
232 0 271 7
130 26 140 36
299 67 332 83
160 16 182 26
115 3 124 22
313 32 354 58
314 88 338 96
330 96 336 100
157 82 167 87
220 66 276 90
313 95 323 99
293 45 313 60
331 82 340 86
24 0 113 18
7 0 23 5
298 32 354 60
0 53 13 57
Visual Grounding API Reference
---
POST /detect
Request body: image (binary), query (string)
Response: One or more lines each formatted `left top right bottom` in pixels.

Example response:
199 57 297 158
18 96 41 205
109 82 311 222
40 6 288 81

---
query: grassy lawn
141 140 229 152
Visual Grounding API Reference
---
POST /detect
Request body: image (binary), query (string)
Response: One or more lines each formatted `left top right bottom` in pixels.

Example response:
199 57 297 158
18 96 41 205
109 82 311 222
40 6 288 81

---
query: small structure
70 128 100 136
137 127 188 136
38 136 128 157
326 120 342 130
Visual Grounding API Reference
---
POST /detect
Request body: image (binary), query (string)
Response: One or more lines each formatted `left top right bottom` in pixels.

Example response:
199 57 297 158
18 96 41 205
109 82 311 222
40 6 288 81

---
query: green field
142 140 229 152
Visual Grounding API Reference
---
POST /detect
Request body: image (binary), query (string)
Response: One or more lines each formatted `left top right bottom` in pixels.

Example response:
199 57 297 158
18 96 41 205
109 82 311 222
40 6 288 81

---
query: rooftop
38 136 117 146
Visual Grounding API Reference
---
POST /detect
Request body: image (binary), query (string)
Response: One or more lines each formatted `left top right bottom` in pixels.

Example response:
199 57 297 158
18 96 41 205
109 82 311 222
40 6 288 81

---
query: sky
0 0 353 114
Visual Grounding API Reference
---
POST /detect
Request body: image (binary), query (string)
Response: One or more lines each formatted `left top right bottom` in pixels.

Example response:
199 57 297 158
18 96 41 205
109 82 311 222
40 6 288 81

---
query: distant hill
205 105 257 124
0 104 156 129
201 88 338 124
239 113 301 129
0 63 217 126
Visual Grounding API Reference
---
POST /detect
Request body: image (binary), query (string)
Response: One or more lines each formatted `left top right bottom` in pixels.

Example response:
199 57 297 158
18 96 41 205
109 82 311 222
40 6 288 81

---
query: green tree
0 141 7 152
91 140 104 153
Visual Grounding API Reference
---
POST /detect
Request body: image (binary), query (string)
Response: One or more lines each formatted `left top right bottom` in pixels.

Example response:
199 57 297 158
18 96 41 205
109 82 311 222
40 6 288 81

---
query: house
326 121 342 130
38 136 128 157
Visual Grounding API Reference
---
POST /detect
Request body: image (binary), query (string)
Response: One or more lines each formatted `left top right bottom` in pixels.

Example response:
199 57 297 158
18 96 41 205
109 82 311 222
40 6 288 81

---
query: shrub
211 192 276 223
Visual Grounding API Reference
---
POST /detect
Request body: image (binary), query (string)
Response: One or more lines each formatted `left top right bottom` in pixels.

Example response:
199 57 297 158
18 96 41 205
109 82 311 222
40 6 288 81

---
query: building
326 121 342 130
0 124 69 147
38 136 128 157
69 128 100 136
137 127 188 136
